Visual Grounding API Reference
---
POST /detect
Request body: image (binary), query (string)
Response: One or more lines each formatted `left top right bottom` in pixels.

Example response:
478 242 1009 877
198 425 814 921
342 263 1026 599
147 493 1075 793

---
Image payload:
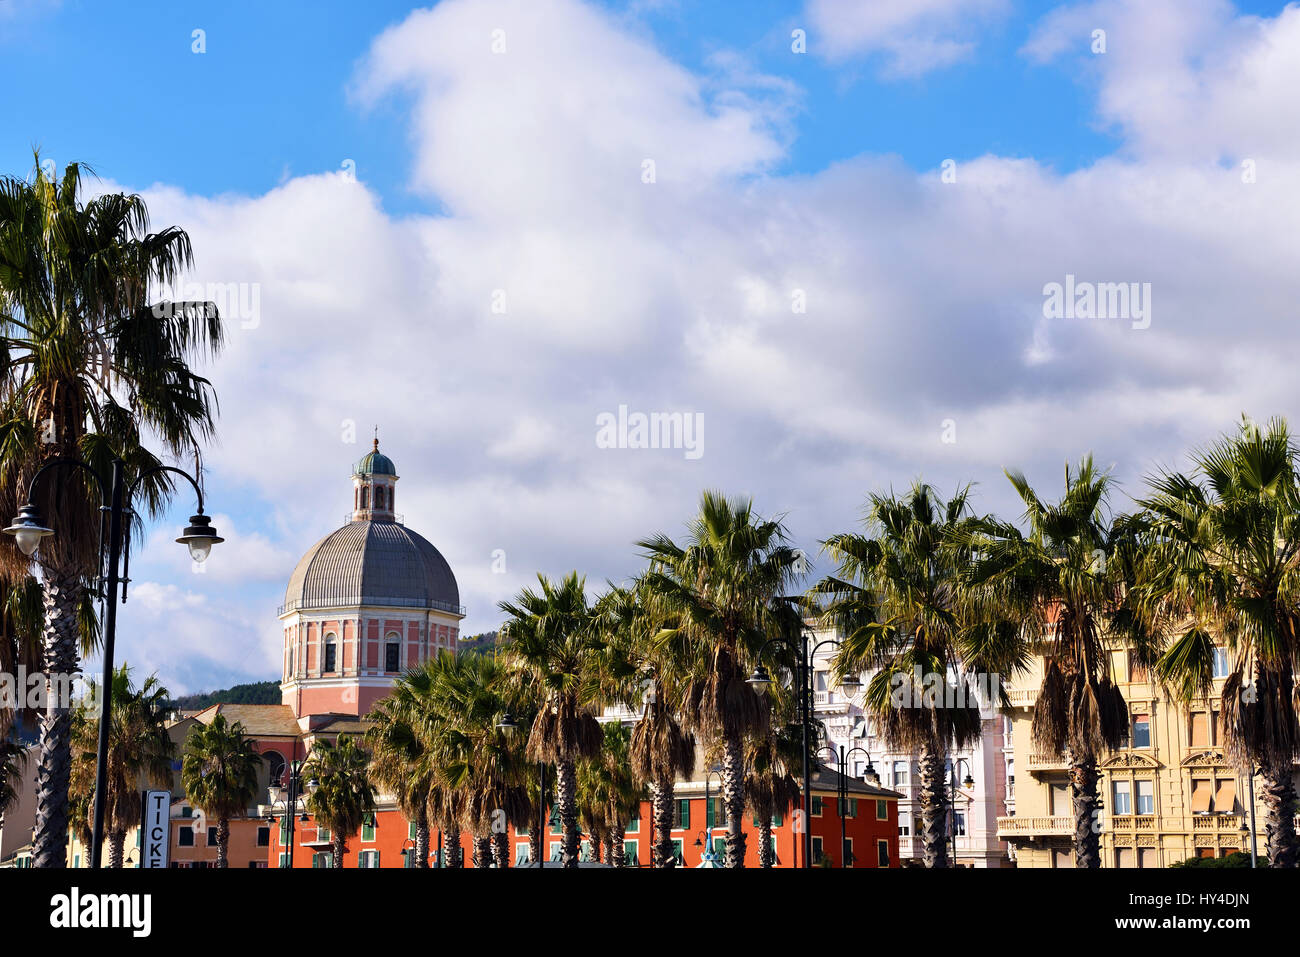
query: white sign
143 790 171 869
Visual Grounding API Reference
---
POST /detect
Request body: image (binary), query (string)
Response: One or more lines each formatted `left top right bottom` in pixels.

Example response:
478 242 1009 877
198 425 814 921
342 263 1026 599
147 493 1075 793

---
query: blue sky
4 0 1299 694
14 0 1288 205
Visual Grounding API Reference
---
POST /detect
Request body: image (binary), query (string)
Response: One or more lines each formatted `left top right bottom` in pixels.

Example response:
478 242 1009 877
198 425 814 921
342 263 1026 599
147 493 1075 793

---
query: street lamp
949 760 974 868
265 758 309 868
749 620 845 869
498 713 546 869
3 456 221 869
818 744 872 867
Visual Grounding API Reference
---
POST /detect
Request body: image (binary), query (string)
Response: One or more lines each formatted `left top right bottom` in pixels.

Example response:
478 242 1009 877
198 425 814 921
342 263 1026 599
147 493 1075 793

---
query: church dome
282 520 461 615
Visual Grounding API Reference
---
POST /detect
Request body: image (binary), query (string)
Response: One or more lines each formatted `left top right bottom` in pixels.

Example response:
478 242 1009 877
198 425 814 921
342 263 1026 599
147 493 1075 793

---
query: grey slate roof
283 520 461 614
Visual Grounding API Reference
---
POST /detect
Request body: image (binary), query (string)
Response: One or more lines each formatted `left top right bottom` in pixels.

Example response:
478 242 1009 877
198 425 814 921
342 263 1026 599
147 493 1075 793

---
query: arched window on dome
324 635 337 674
375 486 385 510
385 638 401 673
360 487 369 510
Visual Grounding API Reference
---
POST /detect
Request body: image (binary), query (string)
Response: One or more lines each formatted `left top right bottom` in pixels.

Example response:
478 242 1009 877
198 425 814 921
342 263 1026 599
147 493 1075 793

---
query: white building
809 625 1014 867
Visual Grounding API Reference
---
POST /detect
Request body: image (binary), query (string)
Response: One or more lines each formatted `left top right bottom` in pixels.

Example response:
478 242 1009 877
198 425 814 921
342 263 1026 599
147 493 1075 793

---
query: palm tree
0 732 25 820
438 653 529 868
69 666 172 867
0 157 222 867
815 482 1023 867
578 722 644 867
181 713 261 869
963 459 1140 868
303 736 375 869
366 677 439 869
598 581 697 868
744 722 803 868
638 491 802 868
499 572 604 868
1136 417 1300 867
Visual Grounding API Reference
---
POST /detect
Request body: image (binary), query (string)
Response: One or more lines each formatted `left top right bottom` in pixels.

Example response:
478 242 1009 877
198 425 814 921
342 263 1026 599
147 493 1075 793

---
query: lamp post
497 712 545 868
699 766 724 864
949 759 974 868
748 628 860 869
817 744 872 867
265 758 310 868
4 456 221 869
1246 765 1259 868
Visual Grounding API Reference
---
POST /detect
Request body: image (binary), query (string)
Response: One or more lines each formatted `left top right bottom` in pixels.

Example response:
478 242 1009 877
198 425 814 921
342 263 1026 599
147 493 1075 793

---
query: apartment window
257 827 270 847
1129 658 1149 683
838 797 858 819
1115 847 1135 868
385 642 400 673
249 861 268 869
625 812 639 834
515 844 530 867
312 852 333 869
674 799 691 830
277 852 288 868
1212 647 1230 679
892 761 909 788
706 797 726 828
323 639 337 674
811 796 824 817
1191 779 1213 814
1138 847 1157 868
357 850 380 868
812 837 824 863
178 827 194 847
549 843 563 863
408 820 418 840
876 840 890 868
953 811 967 837
180 806 193 818
362 813 376 842
711 836 726 861
1132 714 1151 749
842 838 854 867
875 799 887 821
898 811 911 837
1190 711 1211 748
279 818 288 844
671 839 685 866
1135 779 1155 815
207 826 218 845
624 842 639 866
1113 780 1132 815
549 806 562 834
1214 777 1237 815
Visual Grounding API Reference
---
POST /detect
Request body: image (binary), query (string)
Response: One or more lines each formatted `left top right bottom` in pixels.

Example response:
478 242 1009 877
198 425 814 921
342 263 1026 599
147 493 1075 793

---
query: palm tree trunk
415 810 430 869
652 776 675 868
32 572 81 868
331 832 344 868
611 825 625 868
918 746 949 868
1069 754 1101 868
758 819 774 867
721 731 747 868
492 829 509 868
216 818 230 869
473 834 491 867
108 828 125 869
1260 762 1299 868
528 817 543 867
556 756 579 868
443 822 462 868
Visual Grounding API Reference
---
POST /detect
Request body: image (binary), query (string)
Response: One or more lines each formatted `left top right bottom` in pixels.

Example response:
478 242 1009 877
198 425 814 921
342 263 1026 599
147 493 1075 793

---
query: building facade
997 638 1291 867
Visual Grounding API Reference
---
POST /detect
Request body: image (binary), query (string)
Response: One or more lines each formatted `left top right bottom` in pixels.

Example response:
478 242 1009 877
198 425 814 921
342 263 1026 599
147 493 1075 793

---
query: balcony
1026 752 1068 772
1008 688 1037 709
997 815 1072 837
1109 815 1158 830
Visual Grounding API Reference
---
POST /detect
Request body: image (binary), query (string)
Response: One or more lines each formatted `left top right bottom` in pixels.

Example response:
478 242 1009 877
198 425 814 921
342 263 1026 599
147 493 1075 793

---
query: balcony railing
1026 752 1067 771
996 815 1072 837
1008 688 1038 708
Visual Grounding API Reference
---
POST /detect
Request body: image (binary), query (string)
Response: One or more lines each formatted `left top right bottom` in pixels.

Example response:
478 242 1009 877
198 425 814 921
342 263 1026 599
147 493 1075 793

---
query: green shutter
677 799 690 829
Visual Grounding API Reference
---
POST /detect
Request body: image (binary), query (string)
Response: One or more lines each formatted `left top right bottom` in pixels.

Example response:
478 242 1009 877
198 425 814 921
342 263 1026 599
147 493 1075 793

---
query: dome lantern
352 435 398 521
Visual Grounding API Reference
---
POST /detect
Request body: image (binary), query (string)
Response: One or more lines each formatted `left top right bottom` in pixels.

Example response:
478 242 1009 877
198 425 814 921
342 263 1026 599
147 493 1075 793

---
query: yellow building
998 641 1288 867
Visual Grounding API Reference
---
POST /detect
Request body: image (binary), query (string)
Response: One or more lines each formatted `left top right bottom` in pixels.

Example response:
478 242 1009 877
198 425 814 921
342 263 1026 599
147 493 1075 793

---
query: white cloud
805 0 1009 75
100 0 1300 695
